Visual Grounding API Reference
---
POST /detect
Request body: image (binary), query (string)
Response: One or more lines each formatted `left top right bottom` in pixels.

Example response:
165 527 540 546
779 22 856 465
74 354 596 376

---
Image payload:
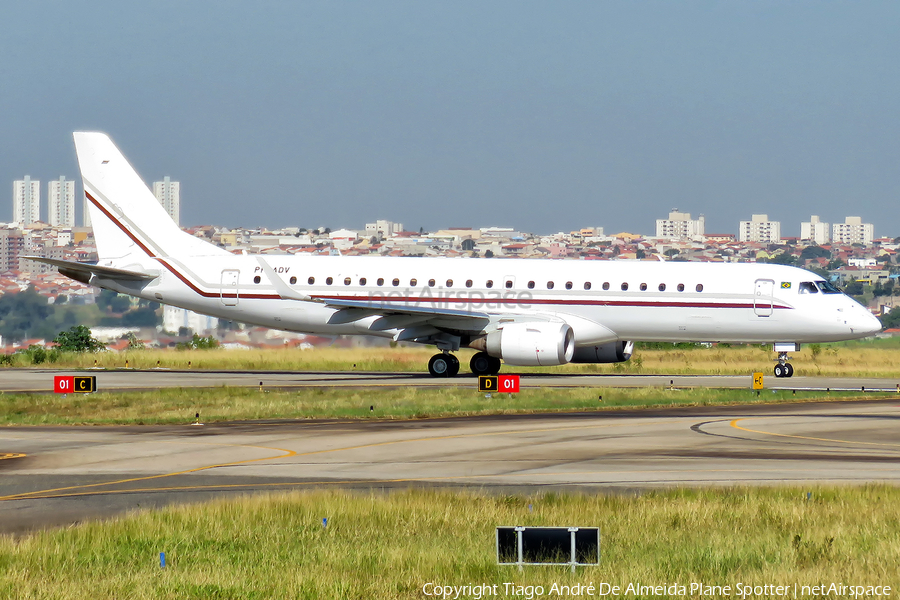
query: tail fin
74 132 228 261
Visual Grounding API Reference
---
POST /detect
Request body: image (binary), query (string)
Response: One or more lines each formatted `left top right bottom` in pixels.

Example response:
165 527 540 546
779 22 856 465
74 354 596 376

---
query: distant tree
125 332 145 350
55 294 68 305
663 249 679 257
176 334 219 350
799 246 830 261
53 325 106 353
461 239 475 251
766 253 797 266
827 258 845 270
0 286 53 342
484 249 494 258
879 307 900 329
635 248 646 259
844 281 864 296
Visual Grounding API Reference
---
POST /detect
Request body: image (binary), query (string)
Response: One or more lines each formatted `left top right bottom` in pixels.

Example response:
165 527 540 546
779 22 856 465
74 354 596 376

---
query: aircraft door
753 278 774 317
220 269 240 306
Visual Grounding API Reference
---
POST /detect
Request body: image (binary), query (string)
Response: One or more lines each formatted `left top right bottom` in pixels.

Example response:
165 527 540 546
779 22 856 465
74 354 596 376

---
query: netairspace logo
421 581 893 599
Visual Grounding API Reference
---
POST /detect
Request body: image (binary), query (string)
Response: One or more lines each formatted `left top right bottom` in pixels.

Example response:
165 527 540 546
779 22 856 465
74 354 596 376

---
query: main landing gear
428 352 459 377
426 351 501 377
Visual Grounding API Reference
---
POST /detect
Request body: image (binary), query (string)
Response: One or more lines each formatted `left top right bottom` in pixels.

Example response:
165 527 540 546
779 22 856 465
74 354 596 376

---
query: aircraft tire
774 364 785 378
487 356 502 374
785 363 794 378
428 353 452 377
469 352 493 376
447 354 460 377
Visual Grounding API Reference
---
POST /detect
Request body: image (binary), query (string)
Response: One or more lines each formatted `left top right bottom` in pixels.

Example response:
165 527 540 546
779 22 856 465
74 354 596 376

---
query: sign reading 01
54 375 97 394
478 375 520 393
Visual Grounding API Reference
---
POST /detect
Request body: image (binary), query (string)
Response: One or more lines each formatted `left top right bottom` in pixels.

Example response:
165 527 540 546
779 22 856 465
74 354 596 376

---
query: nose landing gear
773 343 798 378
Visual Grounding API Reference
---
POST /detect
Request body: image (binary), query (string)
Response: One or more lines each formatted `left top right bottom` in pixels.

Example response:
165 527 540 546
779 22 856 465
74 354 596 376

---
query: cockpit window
798 281 819 294
816 281 842 294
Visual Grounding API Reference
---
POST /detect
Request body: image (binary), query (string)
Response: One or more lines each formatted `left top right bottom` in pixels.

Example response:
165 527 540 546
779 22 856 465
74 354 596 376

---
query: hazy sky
2 1 898 236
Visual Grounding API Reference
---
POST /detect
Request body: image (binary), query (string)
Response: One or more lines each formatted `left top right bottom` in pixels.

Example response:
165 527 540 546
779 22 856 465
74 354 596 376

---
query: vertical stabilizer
73 132 227 261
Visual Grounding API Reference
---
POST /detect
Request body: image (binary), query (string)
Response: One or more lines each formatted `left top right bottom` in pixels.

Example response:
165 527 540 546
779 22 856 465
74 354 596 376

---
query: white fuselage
104 252 881 346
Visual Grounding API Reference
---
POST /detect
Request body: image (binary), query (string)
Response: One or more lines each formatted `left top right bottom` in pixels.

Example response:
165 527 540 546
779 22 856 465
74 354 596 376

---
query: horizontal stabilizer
21 257 157 285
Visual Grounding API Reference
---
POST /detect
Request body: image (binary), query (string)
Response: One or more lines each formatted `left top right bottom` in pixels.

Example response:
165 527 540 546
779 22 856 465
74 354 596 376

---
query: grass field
0 386 876 426
1 487 898 599
6 337 900 377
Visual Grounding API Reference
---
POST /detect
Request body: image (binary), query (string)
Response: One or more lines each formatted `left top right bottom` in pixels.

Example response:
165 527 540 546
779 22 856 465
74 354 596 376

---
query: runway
3 368 900 393
1 399 899 533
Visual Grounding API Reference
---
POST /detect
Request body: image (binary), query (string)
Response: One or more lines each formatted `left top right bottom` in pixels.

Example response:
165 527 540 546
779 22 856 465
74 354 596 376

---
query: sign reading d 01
478 375 520 393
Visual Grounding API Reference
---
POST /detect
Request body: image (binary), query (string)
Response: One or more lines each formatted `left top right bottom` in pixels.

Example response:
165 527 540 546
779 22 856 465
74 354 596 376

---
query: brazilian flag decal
781 282 792 289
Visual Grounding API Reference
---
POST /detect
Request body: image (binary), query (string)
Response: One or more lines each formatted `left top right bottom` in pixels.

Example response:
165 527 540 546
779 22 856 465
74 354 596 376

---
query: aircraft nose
852 309 883 336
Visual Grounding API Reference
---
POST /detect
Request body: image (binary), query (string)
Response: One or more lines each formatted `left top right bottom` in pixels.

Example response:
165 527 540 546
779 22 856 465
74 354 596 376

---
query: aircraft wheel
785 363 794 378
488 356 502 374
428 353 452 377
469 352 493 376
447 354 460 377
774 364 785 378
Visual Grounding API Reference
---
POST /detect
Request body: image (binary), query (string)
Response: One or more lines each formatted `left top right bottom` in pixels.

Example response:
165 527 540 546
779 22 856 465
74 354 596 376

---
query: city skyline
0 3 897 236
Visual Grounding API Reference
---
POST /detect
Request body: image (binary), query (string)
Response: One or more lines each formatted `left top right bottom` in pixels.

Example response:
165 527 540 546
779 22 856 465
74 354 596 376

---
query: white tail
74 132 228 261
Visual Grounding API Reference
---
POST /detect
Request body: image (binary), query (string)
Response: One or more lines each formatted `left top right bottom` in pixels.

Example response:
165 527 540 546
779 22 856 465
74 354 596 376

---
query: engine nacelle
570 341 634 364
482 322 576 366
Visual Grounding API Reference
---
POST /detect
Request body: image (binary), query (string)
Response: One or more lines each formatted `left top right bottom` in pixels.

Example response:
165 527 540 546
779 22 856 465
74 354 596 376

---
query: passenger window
392 278 400 286
410 278 417 286
505 280 513 289
677 283 684 292
639 283 647 291
308 277 315 285
565 282 573 290
658 283 666 291
344 277 351 285
360 277 367 286
486 280 494 288
621 283 628 291
466 280 473 288
527 281 535 289
289 276 297 285
602 282 610 291
584 282 591 290
799 282 818 294
377 278 384 286
253 276 261 284
326 277 333 285
446 279 453 287
428 279 435 287
696 284 704 293
547 281 555 290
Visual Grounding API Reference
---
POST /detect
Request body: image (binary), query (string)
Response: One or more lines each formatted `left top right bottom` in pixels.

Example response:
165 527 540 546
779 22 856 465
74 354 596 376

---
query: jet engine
570 341 634 364
476 322 576 366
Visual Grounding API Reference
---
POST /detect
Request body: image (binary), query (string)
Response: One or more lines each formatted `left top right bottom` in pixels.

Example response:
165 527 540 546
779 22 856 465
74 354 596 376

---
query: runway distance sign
478 375 520 393
752 372 764 390
54 375 97 394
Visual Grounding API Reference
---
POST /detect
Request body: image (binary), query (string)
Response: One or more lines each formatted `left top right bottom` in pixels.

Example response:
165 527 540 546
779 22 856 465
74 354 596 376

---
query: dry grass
1 487 898 599
7 339 900 378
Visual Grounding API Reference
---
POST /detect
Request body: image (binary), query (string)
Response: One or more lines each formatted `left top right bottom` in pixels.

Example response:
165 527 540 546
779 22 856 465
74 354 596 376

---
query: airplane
28 132 883 378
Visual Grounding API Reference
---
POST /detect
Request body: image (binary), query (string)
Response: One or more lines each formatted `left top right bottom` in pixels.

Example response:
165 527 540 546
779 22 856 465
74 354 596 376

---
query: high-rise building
800 215 830 245
83 194 92 227
48 176 75 227
0 226 26 273
832 216 874 245
13 176 40 225
738 214 781 244
153 176 180 225
655 210 705 240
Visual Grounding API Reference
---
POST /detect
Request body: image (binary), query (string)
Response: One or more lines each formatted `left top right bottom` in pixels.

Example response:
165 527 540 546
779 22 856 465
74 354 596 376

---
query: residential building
48 176 75 227
739 214 781 244
833 216 874 245
365 220 403 238
153 176 180 225
163 305 218 335
655 210 705 240
800 215 831 245
13 176 40 225
0 227 25 273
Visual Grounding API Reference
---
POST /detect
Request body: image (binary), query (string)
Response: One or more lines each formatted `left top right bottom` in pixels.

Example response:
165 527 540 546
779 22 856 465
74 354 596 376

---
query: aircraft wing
21 257 157 285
